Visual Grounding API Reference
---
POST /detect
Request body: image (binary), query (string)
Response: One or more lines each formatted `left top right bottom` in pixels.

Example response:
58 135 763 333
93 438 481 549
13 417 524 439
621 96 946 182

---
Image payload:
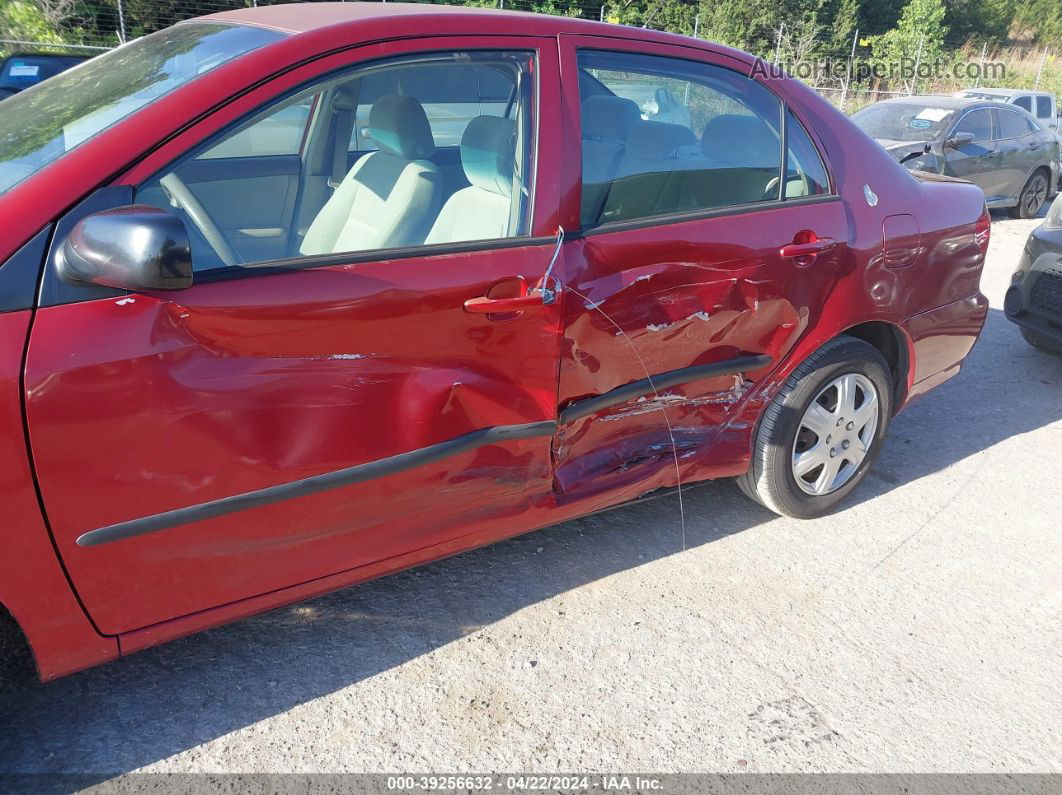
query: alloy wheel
791 373 880 496
1024 173 1049 217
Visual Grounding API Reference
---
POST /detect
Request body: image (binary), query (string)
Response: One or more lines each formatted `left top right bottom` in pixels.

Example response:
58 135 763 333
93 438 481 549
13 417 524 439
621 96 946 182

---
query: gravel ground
1 210 1060 778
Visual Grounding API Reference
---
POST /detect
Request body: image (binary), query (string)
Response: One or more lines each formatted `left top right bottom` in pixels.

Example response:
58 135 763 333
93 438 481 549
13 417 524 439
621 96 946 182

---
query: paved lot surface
2 211 1061 777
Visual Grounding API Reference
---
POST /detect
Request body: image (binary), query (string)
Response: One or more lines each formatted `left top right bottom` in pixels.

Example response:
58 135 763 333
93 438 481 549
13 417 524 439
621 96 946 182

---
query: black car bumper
1005 224 1062 345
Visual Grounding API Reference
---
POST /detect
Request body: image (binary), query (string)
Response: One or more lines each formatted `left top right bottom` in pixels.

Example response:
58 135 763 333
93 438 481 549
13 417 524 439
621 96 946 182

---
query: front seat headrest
368 94 435 160
625 120 698 161
461 115 516 197
581 95 641 143
701 113 779 168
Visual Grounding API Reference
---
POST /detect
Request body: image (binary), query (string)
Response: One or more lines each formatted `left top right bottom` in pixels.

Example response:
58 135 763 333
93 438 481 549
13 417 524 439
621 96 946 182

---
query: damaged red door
23 37 565 635
552 39 847 501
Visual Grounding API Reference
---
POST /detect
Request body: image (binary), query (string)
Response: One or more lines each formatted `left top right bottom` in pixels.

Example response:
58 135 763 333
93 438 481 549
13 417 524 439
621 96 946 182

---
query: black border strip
76 420 557 548
579 194 841 238
191 233 557 284
558 354 772 425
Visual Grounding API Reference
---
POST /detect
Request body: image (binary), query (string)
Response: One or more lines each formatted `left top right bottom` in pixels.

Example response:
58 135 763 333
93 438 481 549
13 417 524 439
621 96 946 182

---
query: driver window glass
200 97 314 159
1014 96 1032 112
577 49 782 227
136 50 536 273
954 109 993 142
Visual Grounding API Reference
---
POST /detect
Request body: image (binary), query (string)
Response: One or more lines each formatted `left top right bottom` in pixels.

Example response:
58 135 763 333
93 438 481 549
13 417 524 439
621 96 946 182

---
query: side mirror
945 131 975 150
57 205 193 291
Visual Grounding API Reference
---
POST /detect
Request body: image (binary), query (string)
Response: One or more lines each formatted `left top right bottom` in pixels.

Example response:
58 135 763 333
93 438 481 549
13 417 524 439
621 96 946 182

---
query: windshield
850 103 957 143
0 23 283 195
0 54 87 91
956 91 1005 101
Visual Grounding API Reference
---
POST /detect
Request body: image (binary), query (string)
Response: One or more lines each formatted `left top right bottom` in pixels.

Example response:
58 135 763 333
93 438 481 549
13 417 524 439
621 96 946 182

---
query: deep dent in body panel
554 251 794 496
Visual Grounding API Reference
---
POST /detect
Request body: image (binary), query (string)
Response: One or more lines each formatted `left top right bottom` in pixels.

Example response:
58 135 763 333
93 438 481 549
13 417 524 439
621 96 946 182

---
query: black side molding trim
558 355 773 425
76 420 557 548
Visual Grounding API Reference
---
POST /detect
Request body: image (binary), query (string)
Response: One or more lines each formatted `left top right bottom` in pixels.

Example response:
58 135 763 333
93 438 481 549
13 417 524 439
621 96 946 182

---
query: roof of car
199 1 596 35
875 95 980 109
957 87 1047 98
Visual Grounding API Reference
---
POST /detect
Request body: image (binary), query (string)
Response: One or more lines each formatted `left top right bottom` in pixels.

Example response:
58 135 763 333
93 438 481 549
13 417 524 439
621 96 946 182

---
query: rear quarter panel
722 76 988 404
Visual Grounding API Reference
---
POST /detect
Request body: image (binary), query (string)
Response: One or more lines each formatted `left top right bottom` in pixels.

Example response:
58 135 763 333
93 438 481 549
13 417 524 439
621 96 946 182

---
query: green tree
870 0 949 92
0 0 65 45
1014 0 1062 43
944 0 1016 44
827 0 860 52
852 0 905 35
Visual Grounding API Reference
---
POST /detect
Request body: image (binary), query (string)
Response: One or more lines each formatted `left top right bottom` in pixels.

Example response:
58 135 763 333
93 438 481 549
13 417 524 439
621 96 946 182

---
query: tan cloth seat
300 94 442 255
426 115 517 245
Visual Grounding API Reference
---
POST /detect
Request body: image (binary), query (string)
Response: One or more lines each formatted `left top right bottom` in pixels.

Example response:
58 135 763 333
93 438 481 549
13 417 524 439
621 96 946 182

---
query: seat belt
329 89 357 190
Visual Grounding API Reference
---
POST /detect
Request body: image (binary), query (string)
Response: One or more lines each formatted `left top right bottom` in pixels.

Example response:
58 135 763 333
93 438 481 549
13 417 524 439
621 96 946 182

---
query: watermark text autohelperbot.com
752 58 1007 84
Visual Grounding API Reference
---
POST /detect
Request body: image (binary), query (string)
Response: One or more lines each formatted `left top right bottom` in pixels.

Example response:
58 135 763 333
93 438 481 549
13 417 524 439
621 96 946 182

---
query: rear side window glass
1014 96 1032 112
577 49 782 227
1036 96 1052 119
954 109 993 142
784 111 829 198
998 109 1034 139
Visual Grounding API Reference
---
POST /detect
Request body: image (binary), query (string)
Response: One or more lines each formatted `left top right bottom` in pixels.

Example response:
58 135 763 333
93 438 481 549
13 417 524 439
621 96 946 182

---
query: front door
24 38 565 634
943 107 1002 201
551 39 846 498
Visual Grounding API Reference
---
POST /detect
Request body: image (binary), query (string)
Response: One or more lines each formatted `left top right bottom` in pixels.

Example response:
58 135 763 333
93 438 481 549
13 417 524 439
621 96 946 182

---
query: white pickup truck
954 88 1061 187
953 88 1058 131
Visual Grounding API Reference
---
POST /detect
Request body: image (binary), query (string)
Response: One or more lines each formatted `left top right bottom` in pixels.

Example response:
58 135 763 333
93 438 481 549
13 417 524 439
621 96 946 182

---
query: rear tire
737 336 893 518
1009 169 1050 219
1021 327 1062 354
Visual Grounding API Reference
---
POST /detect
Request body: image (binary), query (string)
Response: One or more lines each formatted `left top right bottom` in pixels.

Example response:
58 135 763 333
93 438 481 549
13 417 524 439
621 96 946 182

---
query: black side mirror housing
56 205 193 291
945 131 976 150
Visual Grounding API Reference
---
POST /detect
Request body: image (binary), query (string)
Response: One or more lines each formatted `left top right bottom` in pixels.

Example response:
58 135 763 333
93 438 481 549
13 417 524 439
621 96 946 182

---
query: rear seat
598 119 709 221
587 111 784 224
694 113 782 205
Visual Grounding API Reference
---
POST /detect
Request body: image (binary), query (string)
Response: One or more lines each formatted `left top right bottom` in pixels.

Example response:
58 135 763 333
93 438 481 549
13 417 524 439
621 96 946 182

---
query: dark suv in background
1006 194 1062 353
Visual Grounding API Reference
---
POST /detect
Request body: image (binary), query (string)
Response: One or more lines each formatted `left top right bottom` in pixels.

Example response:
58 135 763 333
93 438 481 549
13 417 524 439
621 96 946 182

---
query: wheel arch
841 320 913 414
0 600 39 686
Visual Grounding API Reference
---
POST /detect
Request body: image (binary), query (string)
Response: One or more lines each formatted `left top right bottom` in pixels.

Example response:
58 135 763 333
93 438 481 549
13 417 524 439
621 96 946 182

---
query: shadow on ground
1 301 1059 783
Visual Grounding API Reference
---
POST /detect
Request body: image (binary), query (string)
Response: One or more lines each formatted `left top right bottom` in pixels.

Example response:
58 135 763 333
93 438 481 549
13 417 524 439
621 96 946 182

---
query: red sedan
0 3 989 681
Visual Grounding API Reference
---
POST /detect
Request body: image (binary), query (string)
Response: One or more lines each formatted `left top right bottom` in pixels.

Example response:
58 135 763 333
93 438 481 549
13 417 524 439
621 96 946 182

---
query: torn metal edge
558 355 772 425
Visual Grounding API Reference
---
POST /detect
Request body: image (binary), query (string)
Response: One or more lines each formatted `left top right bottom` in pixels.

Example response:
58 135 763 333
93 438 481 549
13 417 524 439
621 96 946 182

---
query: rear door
552 37 845 497
23 36 565 635
995 107 1041 198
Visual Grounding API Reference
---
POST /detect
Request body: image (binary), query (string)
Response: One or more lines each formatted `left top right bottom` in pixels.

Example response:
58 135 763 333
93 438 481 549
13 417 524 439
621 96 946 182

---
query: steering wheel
160 172 240 267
